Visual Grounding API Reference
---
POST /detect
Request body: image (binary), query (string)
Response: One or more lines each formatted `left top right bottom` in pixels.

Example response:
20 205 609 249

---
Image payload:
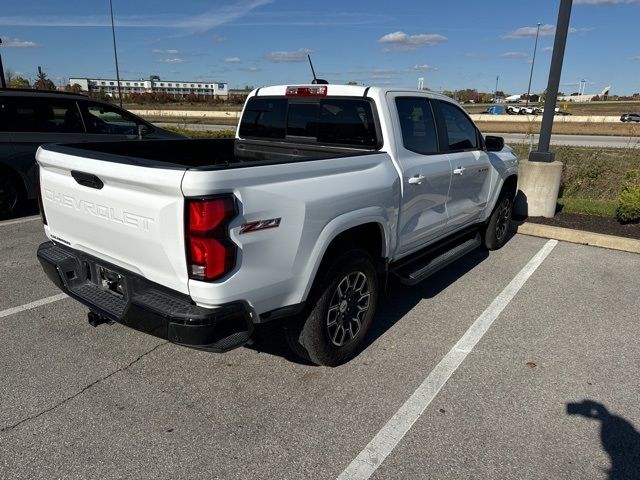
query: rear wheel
285 249 378 366
483 191 514 250
0 169 24 219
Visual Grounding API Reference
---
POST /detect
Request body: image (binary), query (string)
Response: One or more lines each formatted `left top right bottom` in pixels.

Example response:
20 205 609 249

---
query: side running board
392 230 482 285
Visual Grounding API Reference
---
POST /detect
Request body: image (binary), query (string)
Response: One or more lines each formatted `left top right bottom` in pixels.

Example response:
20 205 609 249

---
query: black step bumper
37 241 254 352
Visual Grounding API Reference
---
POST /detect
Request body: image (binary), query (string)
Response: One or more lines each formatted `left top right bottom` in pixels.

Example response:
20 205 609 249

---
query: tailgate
37 145 189 294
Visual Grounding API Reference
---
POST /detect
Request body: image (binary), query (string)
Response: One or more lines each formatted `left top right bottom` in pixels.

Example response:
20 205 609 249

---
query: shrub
616 170 640 223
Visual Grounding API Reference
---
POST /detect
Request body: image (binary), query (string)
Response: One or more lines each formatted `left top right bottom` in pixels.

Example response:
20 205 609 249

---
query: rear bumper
37 241 255 352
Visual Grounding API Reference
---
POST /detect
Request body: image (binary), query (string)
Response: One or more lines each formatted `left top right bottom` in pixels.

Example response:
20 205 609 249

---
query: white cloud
212 34 226 43
224 56 241 63
542 46 553 52
502 24 556 39
378 31 447 52
157 58 186 64
503 24 593 39
152 48 179 54
410 64 438 72
265 48 312 62
1 37 39 47
631 55 640 60
501 51 528 58
0 0 272 32
239 66 260 72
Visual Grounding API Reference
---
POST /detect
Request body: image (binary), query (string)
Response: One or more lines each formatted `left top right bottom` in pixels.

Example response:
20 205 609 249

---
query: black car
0 89 184 217
620 113 640 123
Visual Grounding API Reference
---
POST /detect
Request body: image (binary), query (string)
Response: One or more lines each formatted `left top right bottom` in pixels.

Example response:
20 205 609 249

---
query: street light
525 22 541 108
109 0 123 107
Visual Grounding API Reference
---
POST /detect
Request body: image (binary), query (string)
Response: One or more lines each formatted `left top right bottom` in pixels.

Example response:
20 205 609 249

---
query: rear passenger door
435 100 491 231
390 95 452 255
3 97 87 199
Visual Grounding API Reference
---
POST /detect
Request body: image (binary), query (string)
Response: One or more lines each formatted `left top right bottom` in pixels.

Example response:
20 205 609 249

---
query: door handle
407 174 425 185
453 166 466 176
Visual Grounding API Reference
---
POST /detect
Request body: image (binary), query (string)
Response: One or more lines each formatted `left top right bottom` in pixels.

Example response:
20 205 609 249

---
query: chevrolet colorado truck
36 84 518 366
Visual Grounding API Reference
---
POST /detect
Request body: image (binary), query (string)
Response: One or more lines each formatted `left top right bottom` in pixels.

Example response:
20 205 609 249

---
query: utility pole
0 38 6 88
525 22 541 108
532 0 572 159
109 0 123 107
494 75 499 103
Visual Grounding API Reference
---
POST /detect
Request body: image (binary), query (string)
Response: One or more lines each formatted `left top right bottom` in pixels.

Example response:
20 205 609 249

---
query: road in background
493 132 639 148
154 123 639 148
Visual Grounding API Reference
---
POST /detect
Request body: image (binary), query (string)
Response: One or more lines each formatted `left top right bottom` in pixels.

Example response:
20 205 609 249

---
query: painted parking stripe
337 239 558 480
0 215 40 227
0 293 68 319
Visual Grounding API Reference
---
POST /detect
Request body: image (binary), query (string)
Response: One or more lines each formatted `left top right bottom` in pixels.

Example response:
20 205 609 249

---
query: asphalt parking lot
1 216 639 480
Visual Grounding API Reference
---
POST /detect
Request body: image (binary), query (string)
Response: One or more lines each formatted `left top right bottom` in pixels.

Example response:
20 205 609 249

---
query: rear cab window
239 96 380 149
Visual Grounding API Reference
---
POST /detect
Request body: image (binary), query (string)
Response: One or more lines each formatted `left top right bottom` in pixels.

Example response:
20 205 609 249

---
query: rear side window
2 98 84 133
239 97 379 148
438 101 478 151
395 97 439 154
84 102 141 135
239 98 287 139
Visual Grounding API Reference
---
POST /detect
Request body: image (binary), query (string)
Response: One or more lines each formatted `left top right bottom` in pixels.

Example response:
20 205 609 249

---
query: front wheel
483 192 514 250
285 250 378 366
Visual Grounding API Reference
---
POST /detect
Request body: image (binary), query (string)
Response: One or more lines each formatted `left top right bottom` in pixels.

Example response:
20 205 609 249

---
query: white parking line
0 293 68 319
0 215 40 227
337 239 558 480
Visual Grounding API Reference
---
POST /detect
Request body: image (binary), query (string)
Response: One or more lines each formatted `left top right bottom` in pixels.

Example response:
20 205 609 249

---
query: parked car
0 89 184 217
480 105 506 115
36 84 519 366
620 113 640 123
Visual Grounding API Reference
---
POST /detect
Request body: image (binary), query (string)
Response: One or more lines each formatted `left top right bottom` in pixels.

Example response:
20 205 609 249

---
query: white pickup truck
36 84 518 366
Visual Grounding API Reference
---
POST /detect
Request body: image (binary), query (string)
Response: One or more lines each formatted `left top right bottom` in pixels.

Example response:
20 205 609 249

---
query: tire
285 249 379 366
483 190 514 250
0 169 24 219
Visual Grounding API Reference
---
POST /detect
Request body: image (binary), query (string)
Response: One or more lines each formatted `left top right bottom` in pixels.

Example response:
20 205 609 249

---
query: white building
68 75 228 98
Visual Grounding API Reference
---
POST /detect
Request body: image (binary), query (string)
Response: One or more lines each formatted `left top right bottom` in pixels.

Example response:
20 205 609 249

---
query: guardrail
470 114 621 123
130 109 242 119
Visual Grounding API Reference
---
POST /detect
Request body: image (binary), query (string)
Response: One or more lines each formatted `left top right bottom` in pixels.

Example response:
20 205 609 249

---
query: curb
511 222 640 254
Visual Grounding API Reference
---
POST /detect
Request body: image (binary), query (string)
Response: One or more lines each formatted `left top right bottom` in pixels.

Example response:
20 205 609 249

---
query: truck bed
43 138 377 171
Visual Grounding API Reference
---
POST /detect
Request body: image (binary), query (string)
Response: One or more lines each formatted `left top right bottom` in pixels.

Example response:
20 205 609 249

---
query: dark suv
0 89 184 217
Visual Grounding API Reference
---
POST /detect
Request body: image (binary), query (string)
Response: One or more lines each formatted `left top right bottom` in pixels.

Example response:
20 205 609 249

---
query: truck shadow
566 400 640 480
247 233 503 365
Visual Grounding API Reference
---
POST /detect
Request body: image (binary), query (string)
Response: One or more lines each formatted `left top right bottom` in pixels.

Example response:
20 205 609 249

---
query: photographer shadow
567 400 640 480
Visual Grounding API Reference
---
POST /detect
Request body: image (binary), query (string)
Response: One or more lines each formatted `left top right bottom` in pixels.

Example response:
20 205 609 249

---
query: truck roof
252 84 454 103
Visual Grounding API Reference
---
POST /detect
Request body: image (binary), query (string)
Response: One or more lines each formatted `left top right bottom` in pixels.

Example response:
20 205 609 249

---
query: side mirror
485 135 504 152
137 124 150 140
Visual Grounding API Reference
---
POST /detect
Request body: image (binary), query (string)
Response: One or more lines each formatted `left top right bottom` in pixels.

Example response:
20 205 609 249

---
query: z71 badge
239 218 281 234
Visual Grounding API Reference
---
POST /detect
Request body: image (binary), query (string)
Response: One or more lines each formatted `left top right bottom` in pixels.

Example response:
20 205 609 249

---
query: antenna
307 54 328 85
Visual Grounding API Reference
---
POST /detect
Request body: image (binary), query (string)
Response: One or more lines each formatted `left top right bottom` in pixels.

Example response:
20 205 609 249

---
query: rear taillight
185 196 236 281
35 167 47 225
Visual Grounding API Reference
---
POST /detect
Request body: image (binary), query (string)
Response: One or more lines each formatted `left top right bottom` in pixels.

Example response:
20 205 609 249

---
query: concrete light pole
515 0 573 218
525 22 541 108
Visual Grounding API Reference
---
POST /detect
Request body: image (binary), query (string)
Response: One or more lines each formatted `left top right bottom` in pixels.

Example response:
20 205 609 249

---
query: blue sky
1 0 639 95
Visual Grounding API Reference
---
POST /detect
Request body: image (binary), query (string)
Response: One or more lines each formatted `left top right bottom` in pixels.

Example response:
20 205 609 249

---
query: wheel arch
299 212 391 303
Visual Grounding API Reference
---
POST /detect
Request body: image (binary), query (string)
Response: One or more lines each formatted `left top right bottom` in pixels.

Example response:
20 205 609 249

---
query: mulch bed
522 212 640 240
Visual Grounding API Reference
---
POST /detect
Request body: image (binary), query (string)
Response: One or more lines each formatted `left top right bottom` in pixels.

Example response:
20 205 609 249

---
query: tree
9 76 31 89
4 68 15 85
347 81 359 85
33 69 56 90
64 83 83 94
